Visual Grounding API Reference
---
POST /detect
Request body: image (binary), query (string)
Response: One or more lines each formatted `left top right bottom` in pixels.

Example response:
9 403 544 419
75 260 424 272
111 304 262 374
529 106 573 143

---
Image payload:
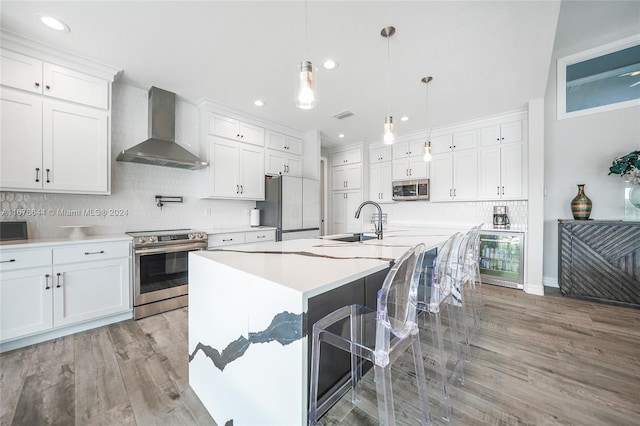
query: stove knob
188 233 195 240
148 236 157 243
197 233 204 239
137 237 146 244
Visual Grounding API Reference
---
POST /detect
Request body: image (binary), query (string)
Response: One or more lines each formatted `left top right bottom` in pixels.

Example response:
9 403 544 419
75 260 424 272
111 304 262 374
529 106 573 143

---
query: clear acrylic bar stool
308 244 431 426
419 233 465 422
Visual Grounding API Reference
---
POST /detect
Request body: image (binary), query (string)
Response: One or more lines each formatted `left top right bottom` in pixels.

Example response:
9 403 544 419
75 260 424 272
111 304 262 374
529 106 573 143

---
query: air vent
332 110 354 120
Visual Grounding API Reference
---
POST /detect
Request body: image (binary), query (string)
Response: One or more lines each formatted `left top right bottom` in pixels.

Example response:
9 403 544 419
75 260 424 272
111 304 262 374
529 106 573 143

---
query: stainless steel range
127 229 207 319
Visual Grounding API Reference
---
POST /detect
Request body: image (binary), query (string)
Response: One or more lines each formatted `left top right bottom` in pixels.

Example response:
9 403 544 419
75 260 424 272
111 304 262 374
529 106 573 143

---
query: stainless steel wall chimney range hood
116 87 208 170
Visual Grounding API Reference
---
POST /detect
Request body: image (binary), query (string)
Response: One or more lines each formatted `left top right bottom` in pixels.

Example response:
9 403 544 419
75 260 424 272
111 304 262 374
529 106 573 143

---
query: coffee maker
493 206 510 228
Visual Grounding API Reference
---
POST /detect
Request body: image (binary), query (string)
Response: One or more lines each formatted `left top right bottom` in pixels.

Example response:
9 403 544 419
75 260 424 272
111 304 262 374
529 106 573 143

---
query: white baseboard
0 310 133 353
543 276 559 288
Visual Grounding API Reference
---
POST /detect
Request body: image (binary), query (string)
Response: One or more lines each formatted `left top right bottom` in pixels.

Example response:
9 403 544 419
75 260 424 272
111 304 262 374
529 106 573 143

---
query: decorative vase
571 184 592 220
624 183 640 221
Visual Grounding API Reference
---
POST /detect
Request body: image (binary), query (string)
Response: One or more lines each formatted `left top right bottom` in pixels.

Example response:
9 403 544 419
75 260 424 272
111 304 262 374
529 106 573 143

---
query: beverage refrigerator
478 230 525 289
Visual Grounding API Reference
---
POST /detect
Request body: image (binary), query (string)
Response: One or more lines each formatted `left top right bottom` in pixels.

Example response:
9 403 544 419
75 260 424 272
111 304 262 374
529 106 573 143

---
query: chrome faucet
354 201 383 240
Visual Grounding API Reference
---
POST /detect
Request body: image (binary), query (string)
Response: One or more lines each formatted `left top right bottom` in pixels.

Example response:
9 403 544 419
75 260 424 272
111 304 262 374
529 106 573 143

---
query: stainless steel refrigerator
256 176 320 241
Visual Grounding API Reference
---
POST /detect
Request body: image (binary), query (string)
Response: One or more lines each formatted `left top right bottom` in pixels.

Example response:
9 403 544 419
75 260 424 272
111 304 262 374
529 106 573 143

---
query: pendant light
422 76 433 162
381 26 395 144
295 0 316 109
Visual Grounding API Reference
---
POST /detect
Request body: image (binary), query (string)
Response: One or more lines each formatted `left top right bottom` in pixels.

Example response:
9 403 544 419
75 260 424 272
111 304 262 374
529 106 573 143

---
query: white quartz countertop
0 233 131 249
194 228 454 298
200 226 277 235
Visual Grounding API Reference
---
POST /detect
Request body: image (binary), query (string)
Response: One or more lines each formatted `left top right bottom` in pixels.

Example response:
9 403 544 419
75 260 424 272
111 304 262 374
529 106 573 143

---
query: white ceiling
0 1 562 148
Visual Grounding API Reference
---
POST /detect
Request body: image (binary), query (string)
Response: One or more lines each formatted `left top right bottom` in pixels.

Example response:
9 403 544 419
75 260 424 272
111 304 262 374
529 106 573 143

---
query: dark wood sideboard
558 220 640 308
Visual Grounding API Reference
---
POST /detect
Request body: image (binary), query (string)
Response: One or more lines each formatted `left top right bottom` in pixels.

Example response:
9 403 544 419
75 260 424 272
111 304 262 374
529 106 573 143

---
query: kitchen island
188 229 454 426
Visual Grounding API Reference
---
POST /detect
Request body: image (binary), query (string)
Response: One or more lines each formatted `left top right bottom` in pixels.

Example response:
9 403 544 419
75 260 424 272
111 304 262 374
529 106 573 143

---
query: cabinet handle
450 189 452 197
56 272 62 288
0 259 16 264
35 167 40 182
257 235 265 239
237 134 241 138
222 238 234 242
45 274 51 290
240 185 244 194
409 169 412 176
46 169 51 183
45 85 51 90
497 186 500 195
35 82 40 88
501 186 505 195
84 250 105 255
236 185 240 194
453 189 457 197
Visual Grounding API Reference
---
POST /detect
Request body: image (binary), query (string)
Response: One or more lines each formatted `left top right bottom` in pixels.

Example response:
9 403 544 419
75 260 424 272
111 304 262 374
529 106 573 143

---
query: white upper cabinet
332 147 362 166
392 156 428 181
333 163 362 190
0 47 113 195
370 146 392 163
265 150 302 177
209 114 265 146
430 134 454 155
392 139 425 160
430 129 478 202
370 161 393 203
266 130 302 156
208 136 265 200
0 49 43 94
480 120 523 147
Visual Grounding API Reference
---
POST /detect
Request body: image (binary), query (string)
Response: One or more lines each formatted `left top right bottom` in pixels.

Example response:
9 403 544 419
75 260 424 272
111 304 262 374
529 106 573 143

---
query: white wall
0 83 255 239
542 1 640 286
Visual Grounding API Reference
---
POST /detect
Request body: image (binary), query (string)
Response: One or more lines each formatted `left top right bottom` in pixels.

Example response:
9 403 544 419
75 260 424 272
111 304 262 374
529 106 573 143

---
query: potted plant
609 150 640 213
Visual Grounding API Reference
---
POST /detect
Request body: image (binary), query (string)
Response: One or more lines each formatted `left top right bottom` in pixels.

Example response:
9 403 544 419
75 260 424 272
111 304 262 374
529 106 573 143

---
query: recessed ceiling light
338 133 345 138
400 116 409 122
39 15 70 32
254 100 265 107
323 59 339 70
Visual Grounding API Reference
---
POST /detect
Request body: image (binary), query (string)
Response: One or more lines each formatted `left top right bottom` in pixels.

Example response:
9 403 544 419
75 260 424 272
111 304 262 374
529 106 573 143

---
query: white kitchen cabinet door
344 191 363 233
0 267 53 341
238 122 265 146
369 162 393 203
333 148 362 166
453 150 478 200
452 130 478 151
265 150 287 176
266 131 302 155
238 144 265 200
331 191 347 234
43 63 109 109
333 166 347 190
42 100 109 193
408 156 428 179
0 49 43 94
286 156 303 177
209 114 264 146
429 134 453 155
501 143 525 199
53 257 130 327
478 146 502 199
210 137 240 197
429 154 453 201
370 146 392 163
480 120 524 147
0 88 43 190
392 159 410 181
345 164 362 189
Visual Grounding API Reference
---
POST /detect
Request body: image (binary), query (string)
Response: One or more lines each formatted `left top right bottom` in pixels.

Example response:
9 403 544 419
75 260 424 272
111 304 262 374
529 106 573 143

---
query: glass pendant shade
295 60 316 109
423 141 432 162
383 116 395 144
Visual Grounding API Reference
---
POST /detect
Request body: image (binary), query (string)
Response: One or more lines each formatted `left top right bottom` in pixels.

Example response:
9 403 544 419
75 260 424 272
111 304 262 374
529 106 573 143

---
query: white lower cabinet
0 240 131 346
0 267 53 341
332 190 362 234
208 229 276 249
52 257 129 327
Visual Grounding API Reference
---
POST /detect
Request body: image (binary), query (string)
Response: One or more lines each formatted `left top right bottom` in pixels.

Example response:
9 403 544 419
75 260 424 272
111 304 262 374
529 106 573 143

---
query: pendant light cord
305 0 308 58
386 35 391 116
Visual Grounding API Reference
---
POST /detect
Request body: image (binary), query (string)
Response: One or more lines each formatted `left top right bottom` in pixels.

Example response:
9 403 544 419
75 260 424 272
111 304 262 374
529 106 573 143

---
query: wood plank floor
2 285 640 425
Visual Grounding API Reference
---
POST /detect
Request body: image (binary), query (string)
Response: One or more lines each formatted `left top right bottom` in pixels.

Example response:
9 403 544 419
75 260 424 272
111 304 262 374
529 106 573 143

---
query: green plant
609 150 640 185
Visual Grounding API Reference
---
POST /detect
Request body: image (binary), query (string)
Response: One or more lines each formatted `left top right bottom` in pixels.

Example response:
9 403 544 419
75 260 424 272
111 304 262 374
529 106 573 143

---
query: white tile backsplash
0 83 254 239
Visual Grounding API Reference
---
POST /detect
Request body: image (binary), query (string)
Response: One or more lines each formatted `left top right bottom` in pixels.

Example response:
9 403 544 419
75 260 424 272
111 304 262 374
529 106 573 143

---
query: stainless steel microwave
392 179 429 201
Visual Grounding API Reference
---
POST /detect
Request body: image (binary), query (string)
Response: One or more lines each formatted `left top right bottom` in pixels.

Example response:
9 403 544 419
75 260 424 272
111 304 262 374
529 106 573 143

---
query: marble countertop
200 226 277 235
0 233 132 249
194 228 454 298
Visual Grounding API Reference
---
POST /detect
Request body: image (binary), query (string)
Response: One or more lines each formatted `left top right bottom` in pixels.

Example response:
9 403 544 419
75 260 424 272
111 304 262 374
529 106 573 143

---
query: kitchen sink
326 233 379 242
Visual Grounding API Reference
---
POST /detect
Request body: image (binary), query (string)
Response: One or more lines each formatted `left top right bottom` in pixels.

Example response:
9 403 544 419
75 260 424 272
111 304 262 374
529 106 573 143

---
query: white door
0 267 53 341
282 176 303 230
210 137 240 197
302 179 320 229
430 154 453 201
238 144 264 200
0 88 43 190
43 100 108 193
53 257 129 327
453 150 478 200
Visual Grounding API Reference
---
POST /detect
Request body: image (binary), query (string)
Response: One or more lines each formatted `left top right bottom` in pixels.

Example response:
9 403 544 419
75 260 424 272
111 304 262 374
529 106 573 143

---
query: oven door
133 242 205 306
